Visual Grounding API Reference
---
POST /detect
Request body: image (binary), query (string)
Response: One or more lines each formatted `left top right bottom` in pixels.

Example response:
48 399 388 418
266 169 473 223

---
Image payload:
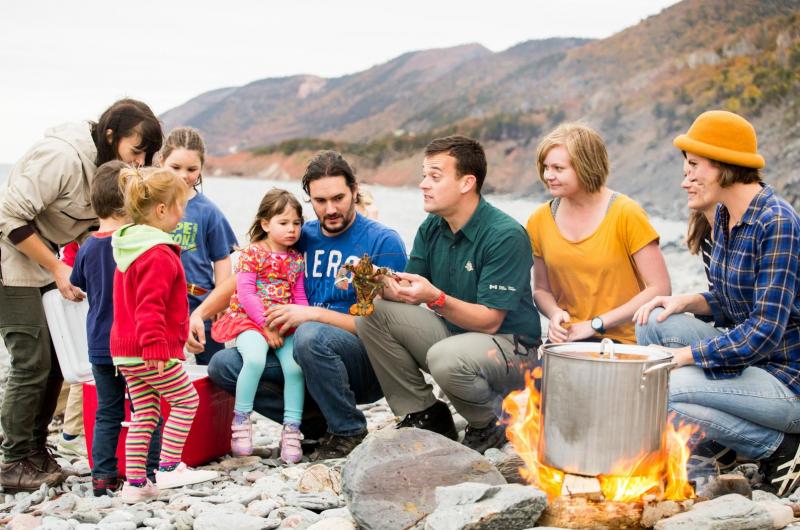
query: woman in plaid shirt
635 110 800 497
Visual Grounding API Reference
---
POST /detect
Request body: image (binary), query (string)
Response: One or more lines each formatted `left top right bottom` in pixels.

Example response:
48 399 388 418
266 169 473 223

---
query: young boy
70 160 163 497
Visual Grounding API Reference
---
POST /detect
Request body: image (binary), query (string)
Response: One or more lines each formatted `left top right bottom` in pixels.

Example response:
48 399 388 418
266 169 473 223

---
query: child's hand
144 359 166 375
264 326 284 349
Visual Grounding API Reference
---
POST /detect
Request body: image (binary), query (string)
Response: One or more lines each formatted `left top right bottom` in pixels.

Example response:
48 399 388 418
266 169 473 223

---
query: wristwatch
426 290 446 311
591 316 606 335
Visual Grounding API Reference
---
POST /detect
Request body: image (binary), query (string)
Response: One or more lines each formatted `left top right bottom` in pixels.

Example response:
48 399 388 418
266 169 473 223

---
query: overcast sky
1 0 679 163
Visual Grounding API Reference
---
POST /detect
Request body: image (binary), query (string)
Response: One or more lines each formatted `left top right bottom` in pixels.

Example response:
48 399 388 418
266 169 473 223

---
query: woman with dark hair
0 98 162 492
635 110 800 496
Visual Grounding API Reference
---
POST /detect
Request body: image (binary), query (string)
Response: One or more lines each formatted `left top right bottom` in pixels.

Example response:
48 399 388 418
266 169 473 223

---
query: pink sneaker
280 423 303 464
231 415 253 457
156 463 219 489
119 480 159 503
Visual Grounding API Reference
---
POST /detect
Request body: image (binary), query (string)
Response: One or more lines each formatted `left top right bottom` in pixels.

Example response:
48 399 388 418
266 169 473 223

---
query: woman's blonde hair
536 123 609 194
119 167 190 224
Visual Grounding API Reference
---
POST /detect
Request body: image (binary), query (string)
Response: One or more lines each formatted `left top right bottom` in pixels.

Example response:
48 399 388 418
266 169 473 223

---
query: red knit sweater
110 244 189 361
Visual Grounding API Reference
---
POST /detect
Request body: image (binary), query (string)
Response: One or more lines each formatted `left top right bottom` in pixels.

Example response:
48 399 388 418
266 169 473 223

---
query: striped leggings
118 362 199 481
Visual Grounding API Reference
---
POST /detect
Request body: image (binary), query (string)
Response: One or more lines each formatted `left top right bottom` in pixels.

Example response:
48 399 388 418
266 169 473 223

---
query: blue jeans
207 321 383 437
91 364 162 481
636 308 800 459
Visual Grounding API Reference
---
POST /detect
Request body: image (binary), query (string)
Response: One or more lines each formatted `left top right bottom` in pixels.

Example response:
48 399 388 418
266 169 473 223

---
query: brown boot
29 446 62 474
0 458 63 492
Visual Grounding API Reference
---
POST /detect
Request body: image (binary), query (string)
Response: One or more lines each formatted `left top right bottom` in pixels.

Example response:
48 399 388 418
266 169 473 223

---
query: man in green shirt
356 136 542 453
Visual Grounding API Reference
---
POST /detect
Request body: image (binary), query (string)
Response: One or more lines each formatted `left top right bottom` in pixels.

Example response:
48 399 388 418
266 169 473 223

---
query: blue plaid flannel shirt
692 185 800 394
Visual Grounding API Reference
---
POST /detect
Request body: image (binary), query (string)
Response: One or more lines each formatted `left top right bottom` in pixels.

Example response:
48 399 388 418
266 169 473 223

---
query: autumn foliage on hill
165 0 800 213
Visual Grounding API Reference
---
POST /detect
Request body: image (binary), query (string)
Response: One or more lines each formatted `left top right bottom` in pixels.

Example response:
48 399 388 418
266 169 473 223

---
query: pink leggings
118 362 199 481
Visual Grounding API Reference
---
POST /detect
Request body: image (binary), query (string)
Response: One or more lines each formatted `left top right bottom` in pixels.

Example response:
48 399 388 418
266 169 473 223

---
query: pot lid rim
541 341 674 362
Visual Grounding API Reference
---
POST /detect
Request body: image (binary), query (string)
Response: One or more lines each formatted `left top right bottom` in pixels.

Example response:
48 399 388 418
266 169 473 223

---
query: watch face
592 317 603 331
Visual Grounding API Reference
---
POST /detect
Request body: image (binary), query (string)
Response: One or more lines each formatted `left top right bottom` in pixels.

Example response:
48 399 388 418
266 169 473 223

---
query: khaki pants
56 383 84 437
0 279 63 462
356 299 537 427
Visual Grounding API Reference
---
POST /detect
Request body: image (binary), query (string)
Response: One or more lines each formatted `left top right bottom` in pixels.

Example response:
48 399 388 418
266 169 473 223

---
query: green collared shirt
406 197 541 337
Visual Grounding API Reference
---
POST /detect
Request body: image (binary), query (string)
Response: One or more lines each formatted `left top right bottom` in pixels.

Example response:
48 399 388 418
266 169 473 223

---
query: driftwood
562 473 604 500
537 496 645 529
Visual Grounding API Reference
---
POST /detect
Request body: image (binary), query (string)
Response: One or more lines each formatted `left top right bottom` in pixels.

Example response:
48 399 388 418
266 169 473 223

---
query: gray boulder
342 428 506 530
654 493 782 530
424 482 547 530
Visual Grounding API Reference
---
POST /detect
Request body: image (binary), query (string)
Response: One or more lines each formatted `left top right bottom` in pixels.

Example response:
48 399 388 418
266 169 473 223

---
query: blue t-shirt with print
297 213 407 314
170 193 238 310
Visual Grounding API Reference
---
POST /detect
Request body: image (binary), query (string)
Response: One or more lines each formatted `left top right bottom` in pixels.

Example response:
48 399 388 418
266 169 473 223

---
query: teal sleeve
405 227 430 279
476 230 533 310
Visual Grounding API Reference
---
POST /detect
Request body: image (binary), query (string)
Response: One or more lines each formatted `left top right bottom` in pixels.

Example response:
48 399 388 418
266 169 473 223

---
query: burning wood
538 495 646 529
561 473 603 500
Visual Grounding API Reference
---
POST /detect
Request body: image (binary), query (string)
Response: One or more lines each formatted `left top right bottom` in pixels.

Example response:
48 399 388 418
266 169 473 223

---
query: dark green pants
0 277 63 462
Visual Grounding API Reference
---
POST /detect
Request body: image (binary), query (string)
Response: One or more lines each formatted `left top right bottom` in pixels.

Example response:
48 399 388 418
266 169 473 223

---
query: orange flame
502 368 698 502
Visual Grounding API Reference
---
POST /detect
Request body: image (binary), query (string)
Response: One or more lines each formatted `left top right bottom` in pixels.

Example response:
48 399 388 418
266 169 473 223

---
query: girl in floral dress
212 189 307 463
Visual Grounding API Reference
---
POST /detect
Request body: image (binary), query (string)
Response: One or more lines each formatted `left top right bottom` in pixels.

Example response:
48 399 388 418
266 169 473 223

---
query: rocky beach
0 176 773 529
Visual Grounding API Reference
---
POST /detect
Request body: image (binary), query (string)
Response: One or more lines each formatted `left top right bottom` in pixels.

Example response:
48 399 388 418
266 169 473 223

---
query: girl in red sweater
110 167 217 502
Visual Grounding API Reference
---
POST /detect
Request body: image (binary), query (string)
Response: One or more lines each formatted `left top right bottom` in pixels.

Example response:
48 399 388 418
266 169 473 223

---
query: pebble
0 334 792 530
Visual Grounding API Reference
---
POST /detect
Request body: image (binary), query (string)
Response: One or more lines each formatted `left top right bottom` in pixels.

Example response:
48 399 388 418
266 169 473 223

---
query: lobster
335 253 399 316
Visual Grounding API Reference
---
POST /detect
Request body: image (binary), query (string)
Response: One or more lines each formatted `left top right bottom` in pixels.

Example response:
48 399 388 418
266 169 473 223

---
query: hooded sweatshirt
110 224 189 363
0 122 98 287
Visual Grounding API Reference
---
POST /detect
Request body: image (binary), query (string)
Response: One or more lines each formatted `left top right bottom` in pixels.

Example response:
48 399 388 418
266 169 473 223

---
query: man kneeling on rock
356 136 542 453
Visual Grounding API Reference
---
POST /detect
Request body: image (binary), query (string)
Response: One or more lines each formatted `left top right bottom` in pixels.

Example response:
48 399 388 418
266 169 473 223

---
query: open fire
501 367 699 503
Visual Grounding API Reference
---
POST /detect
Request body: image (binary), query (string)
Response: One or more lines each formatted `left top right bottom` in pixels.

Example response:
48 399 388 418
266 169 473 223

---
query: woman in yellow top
527 123 671 343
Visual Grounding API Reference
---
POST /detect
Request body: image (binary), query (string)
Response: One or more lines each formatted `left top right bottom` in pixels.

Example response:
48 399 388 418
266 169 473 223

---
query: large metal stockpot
539 340 675 476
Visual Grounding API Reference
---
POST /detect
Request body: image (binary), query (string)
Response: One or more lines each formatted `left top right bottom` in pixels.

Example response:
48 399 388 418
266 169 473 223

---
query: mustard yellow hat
673 110 765 169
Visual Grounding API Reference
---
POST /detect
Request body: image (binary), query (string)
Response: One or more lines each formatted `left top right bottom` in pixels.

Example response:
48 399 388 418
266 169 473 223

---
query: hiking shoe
92 476 121 497
761 433 800 497
462 422 507 454
119 480 159 503
57 435 88 458
0 458 63 493
686 441 725 498
309 431 367 461
29 446 62 475
230 413 253 457
156 463 219 489
280 423 303 465
688 440 738 474
396 400 457 440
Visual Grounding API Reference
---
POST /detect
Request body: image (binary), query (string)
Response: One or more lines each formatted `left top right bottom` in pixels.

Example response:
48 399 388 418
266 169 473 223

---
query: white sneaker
57 435 88 458
119 480 159 503
156 463 219 489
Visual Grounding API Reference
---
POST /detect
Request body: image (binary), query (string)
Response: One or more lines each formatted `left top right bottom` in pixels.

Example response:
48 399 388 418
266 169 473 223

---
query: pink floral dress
211 244 306 343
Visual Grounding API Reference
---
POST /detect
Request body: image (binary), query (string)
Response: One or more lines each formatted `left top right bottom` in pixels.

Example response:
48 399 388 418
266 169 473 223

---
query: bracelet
426 290 446 310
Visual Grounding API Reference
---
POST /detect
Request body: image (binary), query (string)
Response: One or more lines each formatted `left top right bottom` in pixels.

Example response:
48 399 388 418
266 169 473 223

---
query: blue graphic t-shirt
170 193 238 310
297 213 407 313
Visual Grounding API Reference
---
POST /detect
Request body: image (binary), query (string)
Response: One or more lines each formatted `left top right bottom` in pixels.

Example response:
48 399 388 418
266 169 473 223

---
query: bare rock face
341 428 506 530
424 482 547 530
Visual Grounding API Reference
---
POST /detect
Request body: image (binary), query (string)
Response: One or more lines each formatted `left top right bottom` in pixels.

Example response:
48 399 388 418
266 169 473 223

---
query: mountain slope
163 0 800 214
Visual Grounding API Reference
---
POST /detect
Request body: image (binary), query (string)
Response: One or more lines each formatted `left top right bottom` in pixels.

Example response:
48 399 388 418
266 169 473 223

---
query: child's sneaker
119 480 158 503
280 423 303 464
156 463 219 489
231 412 253 457
57 435 88 458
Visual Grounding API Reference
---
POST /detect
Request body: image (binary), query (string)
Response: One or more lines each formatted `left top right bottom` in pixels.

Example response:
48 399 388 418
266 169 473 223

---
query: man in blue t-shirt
196 151 406 460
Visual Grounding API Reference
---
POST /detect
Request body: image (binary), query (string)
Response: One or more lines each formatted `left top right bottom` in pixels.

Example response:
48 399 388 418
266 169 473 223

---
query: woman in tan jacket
0 99 162 492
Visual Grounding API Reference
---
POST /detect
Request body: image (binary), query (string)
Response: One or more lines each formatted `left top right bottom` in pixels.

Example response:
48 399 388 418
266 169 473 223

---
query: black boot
760 433 800 497
395 400 457 440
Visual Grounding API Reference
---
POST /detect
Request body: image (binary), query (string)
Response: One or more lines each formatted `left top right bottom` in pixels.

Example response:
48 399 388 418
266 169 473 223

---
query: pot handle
642 361 678 376
600 338 616 360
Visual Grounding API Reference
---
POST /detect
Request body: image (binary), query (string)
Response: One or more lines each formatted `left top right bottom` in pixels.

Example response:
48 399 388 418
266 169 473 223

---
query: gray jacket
0 122 98 287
